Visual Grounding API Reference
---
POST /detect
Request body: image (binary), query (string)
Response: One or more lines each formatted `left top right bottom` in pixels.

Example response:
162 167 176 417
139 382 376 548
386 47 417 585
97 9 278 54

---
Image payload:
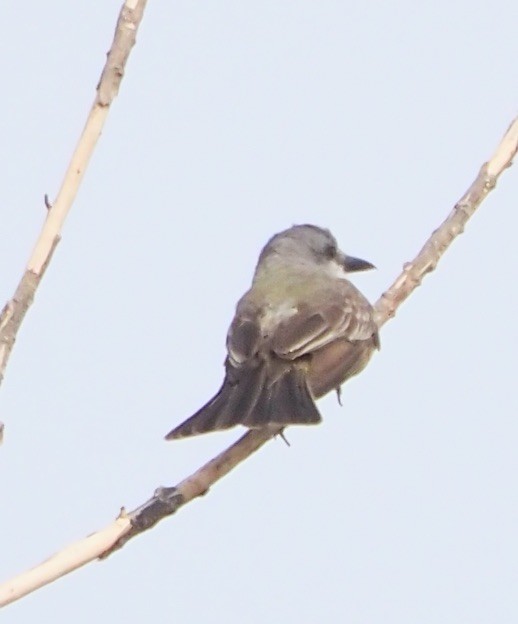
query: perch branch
1 116 517 608
374 116 518 328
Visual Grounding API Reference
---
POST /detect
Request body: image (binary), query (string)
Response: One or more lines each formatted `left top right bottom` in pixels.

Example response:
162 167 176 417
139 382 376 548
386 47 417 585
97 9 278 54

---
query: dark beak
342 255 376 273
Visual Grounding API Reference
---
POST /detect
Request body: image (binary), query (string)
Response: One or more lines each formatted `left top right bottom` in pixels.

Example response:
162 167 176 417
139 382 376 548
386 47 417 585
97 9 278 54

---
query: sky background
1 1 517 622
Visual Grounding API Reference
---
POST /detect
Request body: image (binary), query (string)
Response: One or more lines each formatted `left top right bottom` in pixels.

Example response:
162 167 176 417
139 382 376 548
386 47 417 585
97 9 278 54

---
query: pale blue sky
1 1 517 622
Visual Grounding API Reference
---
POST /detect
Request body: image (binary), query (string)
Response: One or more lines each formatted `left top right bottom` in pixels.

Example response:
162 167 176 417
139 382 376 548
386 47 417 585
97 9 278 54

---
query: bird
165 224 379 440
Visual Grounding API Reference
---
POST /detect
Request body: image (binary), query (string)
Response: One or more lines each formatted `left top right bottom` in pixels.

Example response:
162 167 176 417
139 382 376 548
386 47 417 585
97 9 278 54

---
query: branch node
484 176 497 191
99 487 184 559
117 506 128 520
0 302 14 332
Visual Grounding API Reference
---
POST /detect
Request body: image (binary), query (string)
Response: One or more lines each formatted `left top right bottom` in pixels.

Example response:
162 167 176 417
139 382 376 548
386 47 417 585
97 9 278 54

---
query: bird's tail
165 360 322 440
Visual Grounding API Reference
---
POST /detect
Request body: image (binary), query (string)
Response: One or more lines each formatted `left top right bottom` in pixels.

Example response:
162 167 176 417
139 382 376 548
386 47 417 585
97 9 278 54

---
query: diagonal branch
0 0 149 437
374 116 518 329
1 114 516 608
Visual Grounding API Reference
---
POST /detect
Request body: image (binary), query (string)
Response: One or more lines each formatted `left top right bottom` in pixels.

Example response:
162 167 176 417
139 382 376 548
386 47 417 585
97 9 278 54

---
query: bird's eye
324 244 336 258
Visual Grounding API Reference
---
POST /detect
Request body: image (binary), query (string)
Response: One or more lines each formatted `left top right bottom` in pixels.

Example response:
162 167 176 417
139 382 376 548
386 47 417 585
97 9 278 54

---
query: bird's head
258 224 375 278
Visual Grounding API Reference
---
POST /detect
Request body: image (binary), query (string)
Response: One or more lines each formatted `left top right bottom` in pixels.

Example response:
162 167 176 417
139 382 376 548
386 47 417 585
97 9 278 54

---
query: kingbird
165 224 379 439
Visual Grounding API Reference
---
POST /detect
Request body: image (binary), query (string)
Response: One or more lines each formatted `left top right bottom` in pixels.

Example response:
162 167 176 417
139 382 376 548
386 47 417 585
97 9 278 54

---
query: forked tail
165 360 322 440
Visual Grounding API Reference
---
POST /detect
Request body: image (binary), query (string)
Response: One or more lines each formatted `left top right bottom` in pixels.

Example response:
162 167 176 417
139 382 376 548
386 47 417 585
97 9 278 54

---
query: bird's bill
342 255 376 272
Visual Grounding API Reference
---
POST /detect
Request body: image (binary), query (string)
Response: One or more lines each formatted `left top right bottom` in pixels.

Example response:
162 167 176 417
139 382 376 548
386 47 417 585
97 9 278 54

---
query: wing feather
226 280 377 366
271 283 376 360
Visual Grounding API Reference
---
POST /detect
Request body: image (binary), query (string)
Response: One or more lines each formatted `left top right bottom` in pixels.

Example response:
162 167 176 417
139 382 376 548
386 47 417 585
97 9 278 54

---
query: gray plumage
165 224 379 440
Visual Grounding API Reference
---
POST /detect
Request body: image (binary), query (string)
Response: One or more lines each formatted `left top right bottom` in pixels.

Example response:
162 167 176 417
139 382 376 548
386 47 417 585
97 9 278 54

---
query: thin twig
0 0 148 432
0 114 516 607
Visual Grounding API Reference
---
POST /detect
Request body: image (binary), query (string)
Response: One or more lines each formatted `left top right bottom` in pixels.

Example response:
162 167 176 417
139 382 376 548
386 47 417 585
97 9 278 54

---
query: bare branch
0 0 148 426
1 114 516 607
102 428 276 555
0 520 130 606
374 116 518 328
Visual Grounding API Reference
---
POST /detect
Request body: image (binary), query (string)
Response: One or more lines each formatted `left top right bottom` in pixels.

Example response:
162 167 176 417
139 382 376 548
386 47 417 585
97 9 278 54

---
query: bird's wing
227 282 376 365
270 285 376 360
226 316 263 366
